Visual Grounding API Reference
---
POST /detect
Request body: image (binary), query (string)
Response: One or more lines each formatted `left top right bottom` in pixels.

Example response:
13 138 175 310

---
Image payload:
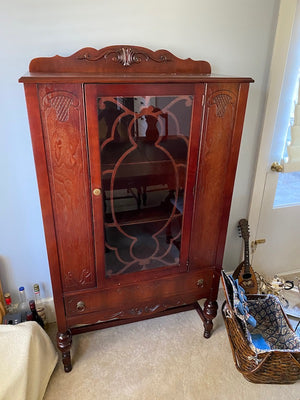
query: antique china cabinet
20 45 253 371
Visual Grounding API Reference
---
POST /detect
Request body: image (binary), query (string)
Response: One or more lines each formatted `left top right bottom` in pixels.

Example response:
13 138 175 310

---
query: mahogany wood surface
70 302 198 335
64 267 213 320
38 83 96 292
189 82 249 270
23 84 67 333
28 45 211 74
19 73 253 84
20 45 253 372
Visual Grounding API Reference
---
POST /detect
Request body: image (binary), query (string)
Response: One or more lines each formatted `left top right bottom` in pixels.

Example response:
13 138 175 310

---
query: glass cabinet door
85 84 201 279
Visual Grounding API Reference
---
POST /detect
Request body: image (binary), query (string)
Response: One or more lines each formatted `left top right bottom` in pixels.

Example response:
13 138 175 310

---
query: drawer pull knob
76 301 86 312
197 279 204 288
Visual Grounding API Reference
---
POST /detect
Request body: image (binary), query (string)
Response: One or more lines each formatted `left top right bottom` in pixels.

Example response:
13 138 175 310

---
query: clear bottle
29 300 44 328
33 284 47 325
4 293 18 314
18 286 30 322
3 293 20 324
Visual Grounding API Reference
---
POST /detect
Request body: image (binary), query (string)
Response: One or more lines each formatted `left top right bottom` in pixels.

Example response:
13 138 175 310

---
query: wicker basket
221 271 300 384
0 280 5 323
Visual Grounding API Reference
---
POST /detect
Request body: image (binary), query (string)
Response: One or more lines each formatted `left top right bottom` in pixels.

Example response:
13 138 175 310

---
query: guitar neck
244 240 250 274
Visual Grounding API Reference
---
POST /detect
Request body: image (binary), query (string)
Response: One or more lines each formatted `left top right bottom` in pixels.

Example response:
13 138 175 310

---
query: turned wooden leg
195 299 218 339
203 299 218 338
56 330 73 372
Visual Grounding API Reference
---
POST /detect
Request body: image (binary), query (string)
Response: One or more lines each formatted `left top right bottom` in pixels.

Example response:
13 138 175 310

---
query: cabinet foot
57 330 73 372
195 299 218 338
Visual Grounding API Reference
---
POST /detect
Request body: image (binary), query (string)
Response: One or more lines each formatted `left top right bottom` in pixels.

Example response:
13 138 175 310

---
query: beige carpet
43 294 300 400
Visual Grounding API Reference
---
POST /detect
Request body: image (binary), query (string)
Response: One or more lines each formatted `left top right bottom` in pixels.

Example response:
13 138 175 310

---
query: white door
249 0 300 277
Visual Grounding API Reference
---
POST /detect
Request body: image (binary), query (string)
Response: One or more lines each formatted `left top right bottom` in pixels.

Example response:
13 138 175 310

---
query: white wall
0 0 279 302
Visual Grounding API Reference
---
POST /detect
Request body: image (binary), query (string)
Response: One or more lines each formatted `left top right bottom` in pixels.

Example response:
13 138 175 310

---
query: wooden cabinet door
85 83 204 287
37 83 96 292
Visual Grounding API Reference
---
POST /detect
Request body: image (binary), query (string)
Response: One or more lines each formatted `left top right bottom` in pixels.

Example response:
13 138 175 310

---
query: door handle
270 162 284 172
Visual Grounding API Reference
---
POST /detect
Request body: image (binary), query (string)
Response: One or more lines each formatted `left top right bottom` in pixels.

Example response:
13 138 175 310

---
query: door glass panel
97 95 193 276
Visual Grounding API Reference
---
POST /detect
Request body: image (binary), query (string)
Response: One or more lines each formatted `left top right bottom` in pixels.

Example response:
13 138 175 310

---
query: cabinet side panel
190 82 249 269
215 83 250 265
38 84 96 291
23 83 67 331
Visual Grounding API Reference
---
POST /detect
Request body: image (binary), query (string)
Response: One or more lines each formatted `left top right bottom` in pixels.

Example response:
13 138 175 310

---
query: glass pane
98 95 193 276
274 73 300 208
273 171 300 208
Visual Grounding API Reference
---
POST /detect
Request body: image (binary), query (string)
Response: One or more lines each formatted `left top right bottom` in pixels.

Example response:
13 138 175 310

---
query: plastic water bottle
18 286 30 322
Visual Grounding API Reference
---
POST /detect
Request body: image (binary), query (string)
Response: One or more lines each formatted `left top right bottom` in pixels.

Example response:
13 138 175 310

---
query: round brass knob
271 162 284 172
93 188 101 196
76 301 86 312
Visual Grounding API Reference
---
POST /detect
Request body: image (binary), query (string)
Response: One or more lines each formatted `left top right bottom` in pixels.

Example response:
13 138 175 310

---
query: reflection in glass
98 95 193 276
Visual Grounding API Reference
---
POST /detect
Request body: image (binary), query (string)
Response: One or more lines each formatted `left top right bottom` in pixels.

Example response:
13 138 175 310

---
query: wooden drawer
64 268 215 321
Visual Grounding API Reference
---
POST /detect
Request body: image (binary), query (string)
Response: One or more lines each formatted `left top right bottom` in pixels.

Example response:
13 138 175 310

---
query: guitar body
233 262 258 294
233 218 258 295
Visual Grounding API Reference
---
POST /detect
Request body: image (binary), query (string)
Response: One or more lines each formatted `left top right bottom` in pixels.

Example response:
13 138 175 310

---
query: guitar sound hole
243 273 252 280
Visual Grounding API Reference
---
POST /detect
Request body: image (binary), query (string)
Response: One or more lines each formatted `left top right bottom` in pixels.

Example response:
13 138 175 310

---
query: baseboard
277 268 300 277
43 297 56 323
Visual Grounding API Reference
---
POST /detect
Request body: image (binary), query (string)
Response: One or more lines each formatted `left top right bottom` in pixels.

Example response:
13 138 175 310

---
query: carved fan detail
207 90 236 118
213 94 232 117
43 91 79 122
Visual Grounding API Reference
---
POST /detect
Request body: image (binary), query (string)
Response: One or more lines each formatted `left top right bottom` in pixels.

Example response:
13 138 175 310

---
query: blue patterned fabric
247 295 300 351
227 275 256 327
250 333 271 350
222 271 300 353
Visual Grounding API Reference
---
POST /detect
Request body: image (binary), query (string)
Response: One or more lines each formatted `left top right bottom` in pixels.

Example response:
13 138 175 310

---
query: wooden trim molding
29 45 212 74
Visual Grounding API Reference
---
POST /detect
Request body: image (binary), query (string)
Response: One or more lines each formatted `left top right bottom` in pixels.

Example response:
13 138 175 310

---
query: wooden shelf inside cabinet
104 205 183 227
101 161 186 193
100 137 189 168
101 159 187 172
20 44 253 372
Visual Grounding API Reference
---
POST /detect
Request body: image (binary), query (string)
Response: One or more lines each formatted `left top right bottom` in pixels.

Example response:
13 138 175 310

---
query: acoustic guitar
232 218 258 294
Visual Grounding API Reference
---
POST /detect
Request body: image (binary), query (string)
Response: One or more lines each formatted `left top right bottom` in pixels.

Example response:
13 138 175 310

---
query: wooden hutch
20 45 253 371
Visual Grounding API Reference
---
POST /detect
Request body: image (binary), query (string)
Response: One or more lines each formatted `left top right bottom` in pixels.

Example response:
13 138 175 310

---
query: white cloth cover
0 321 58 400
